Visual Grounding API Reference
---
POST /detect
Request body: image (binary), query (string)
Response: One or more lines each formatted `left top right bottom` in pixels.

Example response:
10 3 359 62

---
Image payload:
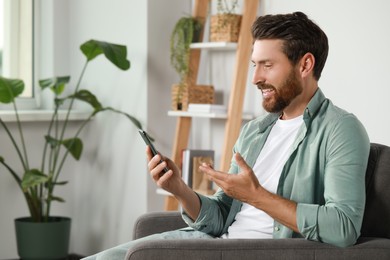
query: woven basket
210 14 242 42
171 84 214 111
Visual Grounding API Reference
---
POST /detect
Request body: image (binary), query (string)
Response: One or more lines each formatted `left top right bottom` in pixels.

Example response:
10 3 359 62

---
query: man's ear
300 53 315 78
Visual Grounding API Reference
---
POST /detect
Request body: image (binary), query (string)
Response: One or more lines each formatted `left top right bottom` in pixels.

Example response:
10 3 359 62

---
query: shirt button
274 226 280 231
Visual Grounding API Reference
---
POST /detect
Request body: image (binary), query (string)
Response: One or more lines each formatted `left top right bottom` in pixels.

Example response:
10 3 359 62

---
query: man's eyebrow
251 59 272 64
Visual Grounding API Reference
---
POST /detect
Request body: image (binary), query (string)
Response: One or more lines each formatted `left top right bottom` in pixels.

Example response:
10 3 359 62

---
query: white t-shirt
222 115 303 239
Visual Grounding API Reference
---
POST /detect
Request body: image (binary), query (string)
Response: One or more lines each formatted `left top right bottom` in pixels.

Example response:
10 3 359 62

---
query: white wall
1 0 390 258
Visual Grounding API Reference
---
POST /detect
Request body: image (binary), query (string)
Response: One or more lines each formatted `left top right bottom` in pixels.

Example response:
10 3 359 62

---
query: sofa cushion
361 143 390 238
127 237 390 260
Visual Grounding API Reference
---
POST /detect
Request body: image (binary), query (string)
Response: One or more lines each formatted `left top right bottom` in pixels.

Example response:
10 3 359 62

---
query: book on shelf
182 149 214 193
187 104 226 113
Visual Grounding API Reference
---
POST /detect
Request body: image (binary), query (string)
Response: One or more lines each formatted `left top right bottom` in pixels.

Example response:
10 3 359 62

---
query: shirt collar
303 88 326 121
258 88 326 133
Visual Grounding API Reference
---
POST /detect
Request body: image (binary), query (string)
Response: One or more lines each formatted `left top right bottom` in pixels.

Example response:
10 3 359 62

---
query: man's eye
264 64 272 69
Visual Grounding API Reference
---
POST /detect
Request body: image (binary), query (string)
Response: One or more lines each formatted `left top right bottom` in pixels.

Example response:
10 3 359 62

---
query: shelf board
168 110 253 120
190 42 237 51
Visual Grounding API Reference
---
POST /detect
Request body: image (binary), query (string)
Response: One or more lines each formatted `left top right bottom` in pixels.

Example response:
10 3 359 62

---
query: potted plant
210 0 241 42
170 15 207 111
0 39 143 259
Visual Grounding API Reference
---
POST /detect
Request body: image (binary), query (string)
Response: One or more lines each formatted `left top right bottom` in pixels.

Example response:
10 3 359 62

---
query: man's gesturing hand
199 153 263 205
200 152 299 232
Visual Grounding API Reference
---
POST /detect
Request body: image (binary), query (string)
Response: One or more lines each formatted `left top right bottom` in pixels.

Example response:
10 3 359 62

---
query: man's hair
251 12 328 80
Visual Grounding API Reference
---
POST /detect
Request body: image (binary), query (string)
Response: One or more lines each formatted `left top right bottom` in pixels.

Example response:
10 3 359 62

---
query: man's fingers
200 163 225 180
146 146 154 161
234 153 251 172
148 153 165 172
199 163 230 191
156 169 173 186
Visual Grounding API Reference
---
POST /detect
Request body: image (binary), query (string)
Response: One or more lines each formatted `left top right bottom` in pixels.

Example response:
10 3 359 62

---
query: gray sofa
128 143 390 259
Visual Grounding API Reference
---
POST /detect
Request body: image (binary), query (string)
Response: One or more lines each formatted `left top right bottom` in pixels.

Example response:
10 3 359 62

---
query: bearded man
84 11 370 260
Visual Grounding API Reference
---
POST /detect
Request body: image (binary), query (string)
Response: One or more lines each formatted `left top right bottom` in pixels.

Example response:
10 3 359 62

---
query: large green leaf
0 76 24 103
80 39 130 70
69 89 103 110
45 136 83 160
21 169 49 191
62 138 83 160
39 76 71 95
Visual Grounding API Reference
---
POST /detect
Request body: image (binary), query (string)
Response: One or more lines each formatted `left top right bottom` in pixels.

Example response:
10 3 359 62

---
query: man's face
251 39 303 113
258 68 303 113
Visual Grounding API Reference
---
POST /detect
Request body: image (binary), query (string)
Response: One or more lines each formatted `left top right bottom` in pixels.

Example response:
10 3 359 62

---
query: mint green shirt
182 88 370 247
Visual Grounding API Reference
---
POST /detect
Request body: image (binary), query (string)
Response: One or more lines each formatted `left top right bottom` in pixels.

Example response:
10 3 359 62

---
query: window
0 0 34 102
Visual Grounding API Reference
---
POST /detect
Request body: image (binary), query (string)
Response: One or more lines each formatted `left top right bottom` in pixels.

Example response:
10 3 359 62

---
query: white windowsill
0 110 92 122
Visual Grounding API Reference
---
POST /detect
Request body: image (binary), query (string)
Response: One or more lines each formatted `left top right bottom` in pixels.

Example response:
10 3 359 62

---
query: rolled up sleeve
182 191 233 236
296 114 370 247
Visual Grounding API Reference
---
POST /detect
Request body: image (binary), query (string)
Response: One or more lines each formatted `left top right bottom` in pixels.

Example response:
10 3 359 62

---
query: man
84 11 370 260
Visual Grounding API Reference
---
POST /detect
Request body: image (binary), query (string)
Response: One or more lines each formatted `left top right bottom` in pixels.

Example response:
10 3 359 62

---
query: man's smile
261 88 275 98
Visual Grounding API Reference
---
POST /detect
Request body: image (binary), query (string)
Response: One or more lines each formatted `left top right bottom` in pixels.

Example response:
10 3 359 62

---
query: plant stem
60 60 89 141
41 105 60 172
52 61 89 174
0 160 22 187
45 60 89 219
26 189 42 222
57 114 93 180
40 104 60 217
45 113 94 219
0 118 28 171
12 101 30 170
0 160 41 221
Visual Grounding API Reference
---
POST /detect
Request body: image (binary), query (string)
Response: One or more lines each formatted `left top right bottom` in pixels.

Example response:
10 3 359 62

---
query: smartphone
138 130 169 173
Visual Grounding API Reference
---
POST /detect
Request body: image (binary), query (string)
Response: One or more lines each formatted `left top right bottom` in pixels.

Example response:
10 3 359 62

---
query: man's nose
252 68 266 86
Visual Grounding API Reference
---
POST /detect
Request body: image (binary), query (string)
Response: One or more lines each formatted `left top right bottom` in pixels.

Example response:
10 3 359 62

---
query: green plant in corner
170 16 202 110
0 39 144 222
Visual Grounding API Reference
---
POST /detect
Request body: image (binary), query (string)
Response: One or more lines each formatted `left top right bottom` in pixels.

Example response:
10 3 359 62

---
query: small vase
15 216 71 260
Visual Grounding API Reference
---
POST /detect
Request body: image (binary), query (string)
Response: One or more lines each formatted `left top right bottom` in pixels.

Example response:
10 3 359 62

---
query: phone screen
138 130 169 173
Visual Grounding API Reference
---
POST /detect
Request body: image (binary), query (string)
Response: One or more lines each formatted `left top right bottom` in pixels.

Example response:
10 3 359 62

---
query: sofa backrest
361 143 390 238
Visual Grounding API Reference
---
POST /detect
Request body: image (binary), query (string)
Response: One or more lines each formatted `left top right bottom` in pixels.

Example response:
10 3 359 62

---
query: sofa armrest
132 211 186 239
126 237 390 260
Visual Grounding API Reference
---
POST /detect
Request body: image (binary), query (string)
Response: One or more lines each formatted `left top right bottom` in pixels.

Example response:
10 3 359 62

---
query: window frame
1 0 37 110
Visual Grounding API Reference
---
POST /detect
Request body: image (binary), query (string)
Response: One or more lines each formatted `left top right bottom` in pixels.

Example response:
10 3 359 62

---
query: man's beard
258 70 303 113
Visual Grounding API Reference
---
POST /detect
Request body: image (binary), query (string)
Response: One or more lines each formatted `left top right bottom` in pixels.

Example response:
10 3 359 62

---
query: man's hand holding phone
138 130 169 174
139 130 182 193
145 144 184 193
139 130 201 220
